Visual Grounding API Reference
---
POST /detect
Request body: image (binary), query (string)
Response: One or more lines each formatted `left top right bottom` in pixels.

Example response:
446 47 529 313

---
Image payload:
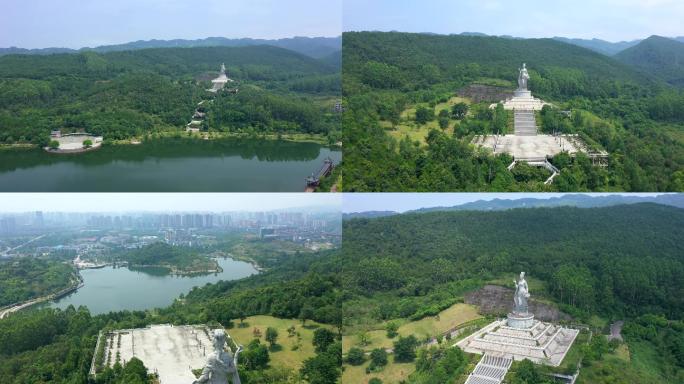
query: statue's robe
195 351 236 384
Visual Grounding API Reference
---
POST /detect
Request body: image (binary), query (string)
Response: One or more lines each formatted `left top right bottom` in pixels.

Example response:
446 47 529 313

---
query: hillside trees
342 31 684 191
0 45 340 144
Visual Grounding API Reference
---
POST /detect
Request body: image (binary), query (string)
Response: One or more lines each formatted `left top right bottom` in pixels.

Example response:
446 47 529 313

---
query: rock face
464 285 572 322
457 84 514 103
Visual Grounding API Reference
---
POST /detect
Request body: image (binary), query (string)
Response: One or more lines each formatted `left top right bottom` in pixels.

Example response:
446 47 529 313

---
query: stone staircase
464 354 513 384
514 110 537 136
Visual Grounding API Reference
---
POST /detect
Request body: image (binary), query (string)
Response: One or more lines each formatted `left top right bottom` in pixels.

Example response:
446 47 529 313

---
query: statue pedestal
507 312 535 329
514 90 532 98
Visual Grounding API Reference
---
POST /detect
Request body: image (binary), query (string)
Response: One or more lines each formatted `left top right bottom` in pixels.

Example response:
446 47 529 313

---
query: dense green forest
341 203 684 382
342 31 684 191
0 249 341 384
0 258 76 307
342 203 684 322
0 45 340 145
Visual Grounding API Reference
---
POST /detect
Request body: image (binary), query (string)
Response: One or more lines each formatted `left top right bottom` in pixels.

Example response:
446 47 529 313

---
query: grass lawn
385 96 471 145
343 303 481 353
229 315 329 370
577 340 665 384
343 361 415 384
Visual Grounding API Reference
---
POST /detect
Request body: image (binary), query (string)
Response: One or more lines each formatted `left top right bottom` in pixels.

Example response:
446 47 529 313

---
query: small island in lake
122 242 220 275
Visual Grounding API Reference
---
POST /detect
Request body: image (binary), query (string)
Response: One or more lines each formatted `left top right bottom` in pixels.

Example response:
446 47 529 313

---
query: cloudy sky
342 193 667 213
0 193 341 213
0 0 341 49
344 0 683 41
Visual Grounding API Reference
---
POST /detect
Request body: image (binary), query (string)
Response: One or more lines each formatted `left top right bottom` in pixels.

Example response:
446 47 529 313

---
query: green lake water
0 138 341 191
49 257 257 315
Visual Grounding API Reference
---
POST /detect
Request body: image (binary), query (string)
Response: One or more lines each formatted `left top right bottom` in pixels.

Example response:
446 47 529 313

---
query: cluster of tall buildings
0 210 340 236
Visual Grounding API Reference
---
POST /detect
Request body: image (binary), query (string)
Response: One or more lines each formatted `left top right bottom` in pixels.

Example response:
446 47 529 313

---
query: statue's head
522 63 526 69
520 271 525 279
212 329 226 351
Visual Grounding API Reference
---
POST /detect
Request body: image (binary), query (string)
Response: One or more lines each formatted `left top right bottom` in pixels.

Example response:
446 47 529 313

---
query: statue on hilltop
518 63 530 91
513 271 530 315
193 329 242 384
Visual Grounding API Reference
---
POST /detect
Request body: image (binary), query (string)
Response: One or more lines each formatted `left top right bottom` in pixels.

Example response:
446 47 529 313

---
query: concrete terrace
475 134 582 160
100 324 213 384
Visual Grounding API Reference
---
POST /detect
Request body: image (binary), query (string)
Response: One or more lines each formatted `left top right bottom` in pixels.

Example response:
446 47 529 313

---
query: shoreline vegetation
128 262 222 276
0 269 82 319
0 253 265 319
0 130 341 152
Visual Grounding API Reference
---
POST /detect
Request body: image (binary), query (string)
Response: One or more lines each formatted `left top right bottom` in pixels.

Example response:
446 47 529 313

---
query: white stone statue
193 329 242 384
517 63 529 91
513 272 530 314
220 63 226 74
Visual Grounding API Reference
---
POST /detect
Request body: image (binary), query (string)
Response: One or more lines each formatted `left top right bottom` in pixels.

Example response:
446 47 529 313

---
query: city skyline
0 193 341 213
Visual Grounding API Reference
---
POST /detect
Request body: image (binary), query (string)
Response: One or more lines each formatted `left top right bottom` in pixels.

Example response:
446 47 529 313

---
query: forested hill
0 45 337 80
342 203 684 319
342 31 684 192
0 44 341 144
615 35 684 87
0 36 342 59
343 31 657 97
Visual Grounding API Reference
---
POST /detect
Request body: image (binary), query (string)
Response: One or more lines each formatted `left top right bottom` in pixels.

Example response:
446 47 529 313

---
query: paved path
464 354 513 384
0 296 46 319
0 274 82 319
1 233 48 256
514 110 537 136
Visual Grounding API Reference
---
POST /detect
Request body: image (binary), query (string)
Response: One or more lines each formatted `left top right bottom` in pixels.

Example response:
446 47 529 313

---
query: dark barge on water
305 157 335 190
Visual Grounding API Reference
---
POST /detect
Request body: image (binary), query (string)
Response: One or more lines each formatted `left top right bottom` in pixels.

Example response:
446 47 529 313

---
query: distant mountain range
552 37 641 56
0 36 341 59
432 32 684 57
615 35 684 87
343 194 684 219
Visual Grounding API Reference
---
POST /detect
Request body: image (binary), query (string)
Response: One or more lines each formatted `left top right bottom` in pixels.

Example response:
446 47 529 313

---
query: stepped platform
492 90 548 111
456 319 579 366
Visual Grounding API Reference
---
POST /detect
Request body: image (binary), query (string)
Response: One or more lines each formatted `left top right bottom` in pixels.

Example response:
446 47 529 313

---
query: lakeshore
0 137 341 192
0 271 83 319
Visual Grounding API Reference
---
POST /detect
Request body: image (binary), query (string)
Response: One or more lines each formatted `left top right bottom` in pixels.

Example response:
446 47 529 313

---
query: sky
0 193 341 213
342 193 666 213
344 0 684 41
0 0 342 49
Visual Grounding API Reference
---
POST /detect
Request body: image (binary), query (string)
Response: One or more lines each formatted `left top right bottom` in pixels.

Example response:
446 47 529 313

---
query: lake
0 138 341 191
49 257 257 315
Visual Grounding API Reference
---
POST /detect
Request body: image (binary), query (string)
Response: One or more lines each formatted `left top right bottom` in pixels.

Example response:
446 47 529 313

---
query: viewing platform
44 132 103 153
92 324 214 384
